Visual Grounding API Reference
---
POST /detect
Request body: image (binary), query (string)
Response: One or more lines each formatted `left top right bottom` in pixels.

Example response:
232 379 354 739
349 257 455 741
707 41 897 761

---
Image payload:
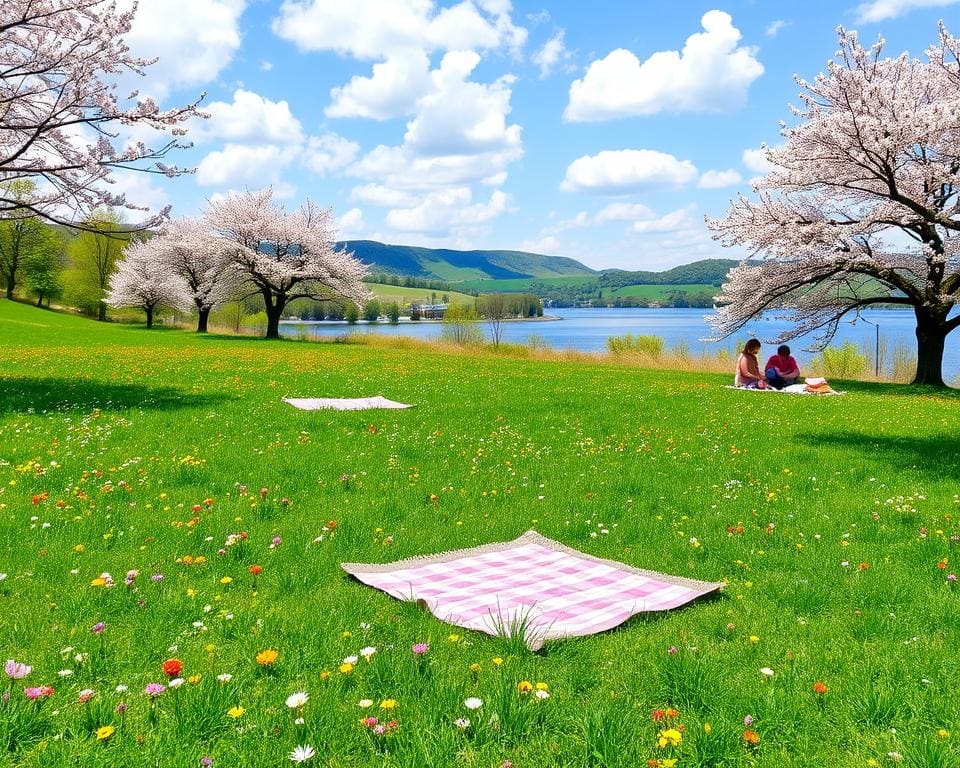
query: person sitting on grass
765 344 800 389
735 338 768 389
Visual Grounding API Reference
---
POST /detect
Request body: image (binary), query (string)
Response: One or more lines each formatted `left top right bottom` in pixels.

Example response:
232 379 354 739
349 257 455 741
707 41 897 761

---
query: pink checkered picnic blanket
342 531 722 650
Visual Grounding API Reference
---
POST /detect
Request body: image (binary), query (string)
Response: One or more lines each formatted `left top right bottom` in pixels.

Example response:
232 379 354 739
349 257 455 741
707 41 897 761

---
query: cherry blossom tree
152 218 240 333
105 238 192 328
0 0 203 228
206 189 370 339
708 25 960 387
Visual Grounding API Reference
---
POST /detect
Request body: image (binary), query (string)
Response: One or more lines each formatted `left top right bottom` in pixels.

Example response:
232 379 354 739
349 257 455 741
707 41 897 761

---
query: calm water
281 307 960 381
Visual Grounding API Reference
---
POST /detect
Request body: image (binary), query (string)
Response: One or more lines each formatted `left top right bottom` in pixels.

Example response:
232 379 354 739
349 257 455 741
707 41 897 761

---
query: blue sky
114 0 960 270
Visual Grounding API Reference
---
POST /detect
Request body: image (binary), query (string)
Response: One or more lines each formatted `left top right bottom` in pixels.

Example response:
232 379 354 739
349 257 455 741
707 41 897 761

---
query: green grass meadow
1 299 959 767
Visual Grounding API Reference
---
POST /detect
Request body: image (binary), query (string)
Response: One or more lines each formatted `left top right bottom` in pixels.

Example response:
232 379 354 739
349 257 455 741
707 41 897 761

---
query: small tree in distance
206 190 370 339
105 241 193 328
707 24 960 386
154 218 239 333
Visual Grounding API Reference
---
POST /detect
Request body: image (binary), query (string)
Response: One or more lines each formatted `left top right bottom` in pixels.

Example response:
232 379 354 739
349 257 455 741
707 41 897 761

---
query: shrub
440 304 484 346
809 341 866 379
606 334 665 358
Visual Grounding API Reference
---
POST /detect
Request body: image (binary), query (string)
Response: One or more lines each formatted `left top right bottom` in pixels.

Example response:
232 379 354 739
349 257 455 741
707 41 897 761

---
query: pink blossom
5 659 31 679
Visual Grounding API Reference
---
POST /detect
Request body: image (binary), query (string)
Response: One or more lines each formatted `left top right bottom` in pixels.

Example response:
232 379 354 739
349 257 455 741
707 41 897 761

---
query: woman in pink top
735 338 768 388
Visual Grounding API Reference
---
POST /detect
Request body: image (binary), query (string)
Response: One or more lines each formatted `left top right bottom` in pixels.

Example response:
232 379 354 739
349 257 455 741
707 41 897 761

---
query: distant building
411 303 448 319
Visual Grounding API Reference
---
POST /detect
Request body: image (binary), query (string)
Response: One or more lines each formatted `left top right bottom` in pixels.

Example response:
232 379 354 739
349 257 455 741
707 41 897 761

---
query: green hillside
339 240 596 280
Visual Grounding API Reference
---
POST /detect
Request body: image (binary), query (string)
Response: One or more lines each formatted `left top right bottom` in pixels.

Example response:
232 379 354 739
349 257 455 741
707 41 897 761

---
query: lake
281 307 960 382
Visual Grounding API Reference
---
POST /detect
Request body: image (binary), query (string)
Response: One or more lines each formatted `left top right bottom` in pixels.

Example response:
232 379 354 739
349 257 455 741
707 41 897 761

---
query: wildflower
657 728 682 748
256 649 279 666
339 662 354 674
24 686 54 699
813 681 828 694
492 657 503 666
518 681 533 694
743 729 760 746
342 655 358 665
249 564 263 576
90 577 106 587
455 717 471 730
534 689 550 701
216 674 233 683
464 697 483 710
169 678 185 688
286 692 309 709
5 660 31 679
469 663 481 673
358 699 374 708
115 685 128 693
94 724 115 741
115 702 127 714
748 635 760 644
91 622 106 635
188 675 202 685
760 667 774 678
144 683 165 697
360 646 377 660
219 576 233 585
411 643 429 655
78 689 96 703
380 699 397 710
536 682 549 691
447 634 460 643
227 706 245 718
937 729 950 739
200 758 213 767
162 659 183 678
704 722 712 734
151 573 164 582
743 715 753 726
289 744 315 763
667 645 678 654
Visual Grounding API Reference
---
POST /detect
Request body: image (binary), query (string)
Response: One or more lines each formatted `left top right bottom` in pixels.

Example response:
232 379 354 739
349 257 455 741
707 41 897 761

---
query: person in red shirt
765 344 800 389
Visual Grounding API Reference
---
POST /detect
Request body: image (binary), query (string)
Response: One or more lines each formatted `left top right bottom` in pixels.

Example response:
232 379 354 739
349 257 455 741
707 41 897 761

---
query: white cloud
532 30 572 79
98 170 172 218
121 0 246 101
595 202 656 223
403 51 521 156
304 134 361 176
385 188 508 234
195 90 304 144
765 19 789 36
698 168 743 188
260 60 273 72
195 144 299 187
631 205 698 233
338 208 365 238
272 0 526 59
564 10 763 122
560 149 698 193
326 51 432 120
742 146 777 174
349 183 420 208
520 234 560 253
854 0 959 23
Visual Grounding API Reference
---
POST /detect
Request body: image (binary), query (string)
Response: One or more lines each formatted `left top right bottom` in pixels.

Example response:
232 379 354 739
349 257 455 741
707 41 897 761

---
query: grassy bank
1 299 958 767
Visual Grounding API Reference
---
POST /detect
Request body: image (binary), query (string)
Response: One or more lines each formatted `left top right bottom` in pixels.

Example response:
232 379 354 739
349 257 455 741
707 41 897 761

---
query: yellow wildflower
227 706 245 719
94 725 115 741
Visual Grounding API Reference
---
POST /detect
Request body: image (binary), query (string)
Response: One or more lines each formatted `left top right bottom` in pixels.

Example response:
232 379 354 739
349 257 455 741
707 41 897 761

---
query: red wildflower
249 564 263 576
813 681 828 694
162 659 183 678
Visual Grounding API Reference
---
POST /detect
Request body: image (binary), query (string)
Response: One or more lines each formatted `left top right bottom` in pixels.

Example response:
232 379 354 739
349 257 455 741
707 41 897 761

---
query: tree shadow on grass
0 376 224 415
794 431 960 479
836 380 960 399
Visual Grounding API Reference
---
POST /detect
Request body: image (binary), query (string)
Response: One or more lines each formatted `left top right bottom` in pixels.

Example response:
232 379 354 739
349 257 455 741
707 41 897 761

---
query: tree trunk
145 306 154 329
5 273 13 299
98 301 107 321
912 309 947 387
264 292 286 340
197 307 210 333
36 294 43 307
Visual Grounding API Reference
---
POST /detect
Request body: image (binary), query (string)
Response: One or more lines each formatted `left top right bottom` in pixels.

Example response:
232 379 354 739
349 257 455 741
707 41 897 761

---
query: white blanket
283 396 413 410
725 385 845 396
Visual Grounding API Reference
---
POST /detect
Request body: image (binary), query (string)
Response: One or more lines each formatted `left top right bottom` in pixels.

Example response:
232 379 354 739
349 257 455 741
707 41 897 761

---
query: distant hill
338 240 597 280
597 259 740 288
